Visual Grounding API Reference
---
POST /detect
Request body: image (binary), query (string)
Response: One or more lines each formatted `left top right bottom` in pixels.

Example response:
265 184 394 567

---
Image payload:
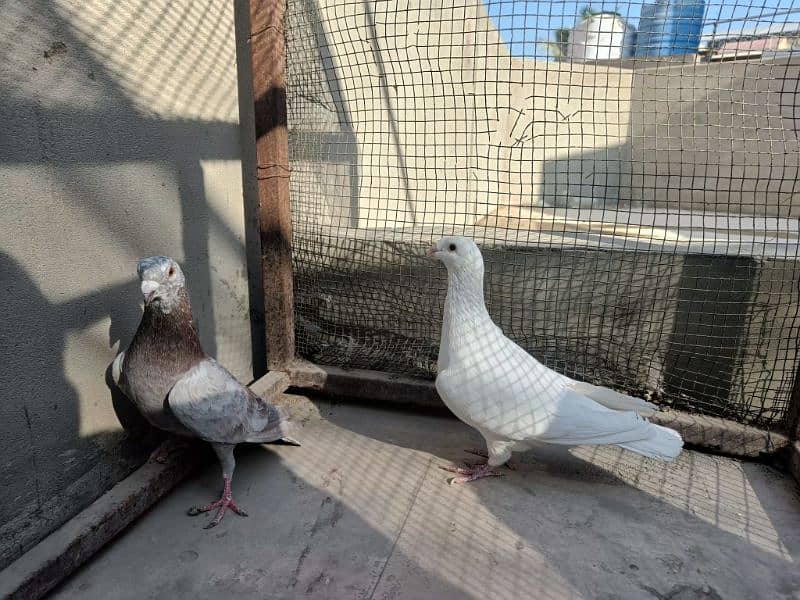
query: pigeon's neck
441 268 492 362
445 268 487 316
133 290 205 370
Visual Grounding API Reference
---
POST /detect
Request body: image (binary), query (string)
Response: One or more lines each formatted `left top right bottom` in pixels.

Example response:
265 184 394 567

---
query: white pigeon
428 236 683 483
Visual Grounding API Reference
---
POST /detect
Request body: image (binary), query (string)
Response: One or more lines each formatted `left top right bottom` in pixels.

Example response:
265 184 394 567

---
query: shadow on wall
531 144 768 422
537 135 791 426
0 0 265 569
539 142 629 210
0 252 156 570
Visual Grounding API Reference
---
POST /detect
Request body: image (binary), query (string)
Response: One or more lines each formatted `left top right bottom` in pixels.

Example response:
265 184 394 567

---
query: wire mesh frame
275 0 800 434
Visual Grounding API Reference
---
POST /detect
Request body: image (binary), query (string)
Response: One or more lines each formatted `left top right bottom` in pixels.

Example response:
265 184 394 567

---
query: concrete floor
52 395 800 600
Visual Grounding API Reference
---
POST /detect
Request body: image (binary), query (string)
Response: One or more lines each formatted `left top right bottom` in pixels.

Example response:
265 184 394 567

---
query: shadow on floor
50 397 800 600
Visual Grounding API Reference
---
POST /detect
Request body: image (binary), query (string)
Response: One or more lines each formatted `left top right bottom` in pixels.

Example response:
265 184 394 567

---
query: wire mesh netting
284 0 800 431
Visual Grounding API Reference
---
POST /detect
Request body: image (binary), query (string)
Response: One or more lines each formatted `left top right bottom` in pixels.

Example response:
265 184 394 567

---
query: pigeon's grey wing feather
167 358 287 444
111 351 125 387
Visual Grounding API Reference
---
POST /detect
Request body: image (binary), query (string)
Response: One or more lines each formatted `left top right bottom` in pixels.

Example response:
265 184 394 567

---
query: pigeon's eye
448 243 457 252
167 266 175 277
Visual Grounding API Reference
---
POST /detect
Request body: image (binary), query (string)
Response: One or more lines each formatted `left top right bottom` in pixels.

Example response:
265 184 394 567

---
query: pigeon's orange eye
168 266 175 277
449 243 456 252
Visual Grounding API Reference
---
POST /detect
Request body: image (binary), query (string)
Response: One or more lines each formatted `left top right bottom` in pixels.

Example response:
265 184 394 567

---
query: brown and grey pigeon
111 256 296 527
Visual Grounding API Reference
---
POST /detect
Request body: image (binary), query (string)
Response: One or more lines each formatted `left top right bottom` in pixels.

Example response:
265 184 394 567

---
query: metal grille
284 0 800 430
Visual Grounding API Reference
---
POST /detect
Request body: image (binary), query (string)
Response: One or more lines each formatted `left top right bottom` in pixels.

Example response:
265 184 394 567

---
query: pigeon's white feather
568 380 658 417
432 236 682 465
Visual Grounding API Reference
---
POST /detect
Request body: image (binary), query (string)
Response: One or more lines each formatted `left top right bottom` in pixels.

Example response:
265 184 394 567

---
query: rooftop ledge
301 206 800 260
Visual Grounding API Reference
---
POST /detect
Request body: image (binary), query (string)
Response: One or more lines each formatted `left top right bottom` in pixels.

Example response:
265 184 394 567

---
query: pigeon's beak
140 280 159 303
426 245 438 258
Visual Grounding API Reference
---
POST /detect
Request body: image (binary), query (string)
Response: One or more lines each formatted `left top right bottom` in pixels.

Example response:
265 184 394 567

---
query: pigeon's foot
148 437 190 464
440 463 504 484
463 448 516 470
187 477 248 528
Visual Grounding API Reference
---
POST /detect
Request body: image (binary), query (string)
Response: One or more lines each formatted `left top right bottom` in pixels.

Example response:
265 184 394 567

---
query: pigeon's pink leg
187 476 248 528
439 463 504 484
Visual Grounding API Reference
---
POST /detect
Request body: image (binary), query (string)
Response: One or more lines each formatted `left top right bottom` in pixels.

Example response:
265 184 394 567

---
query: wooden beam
787 362 800 441
249 0 294 370
288 361 791 458
288 360 443 409
789 442 800 486
249 370 290 400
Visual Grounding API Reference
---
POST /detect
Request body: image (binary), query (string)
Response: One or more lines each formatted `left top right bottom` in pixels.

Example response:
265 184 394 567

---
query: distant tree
542 5 595 59
542 27 571 59
581 5 599 20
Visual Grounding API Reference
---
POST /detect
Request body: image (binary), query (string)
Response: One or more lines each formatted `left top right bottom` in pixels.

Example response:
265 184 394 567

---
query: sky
484 0 800 58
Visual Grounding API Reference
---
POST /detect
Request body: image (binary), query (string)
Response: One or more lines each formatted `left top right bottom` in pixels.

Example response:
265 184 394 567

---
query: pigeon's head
136 256 186 312
427 236 484 273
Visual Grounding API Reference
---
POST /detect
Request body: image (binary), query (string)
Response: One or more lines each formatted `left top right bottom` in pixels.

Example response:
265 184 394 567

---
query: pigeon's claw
439 463 504 484
187 477 248 528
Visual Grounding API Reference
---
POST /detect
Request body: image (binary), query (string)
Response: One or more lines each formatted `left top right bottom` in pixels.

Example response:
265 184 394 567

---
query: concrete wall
621 58 800 217
287 1 800 226
0 0 259 569
286 0 800 429
293 232 800 428
286 0 632 230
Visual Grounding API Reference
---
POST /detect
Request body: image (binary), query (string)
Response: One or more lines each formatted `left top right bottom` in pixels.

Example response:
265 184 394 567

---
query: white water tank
567 13 636 60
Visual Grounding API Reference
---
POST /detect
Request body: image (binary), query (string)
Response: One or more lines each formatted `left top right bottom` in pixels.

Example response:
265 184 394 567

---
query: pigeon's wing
167 358 288 444
532 389 659 446
443 330 656 446
532 388 682 460
111 351 125 386
568 380 658 416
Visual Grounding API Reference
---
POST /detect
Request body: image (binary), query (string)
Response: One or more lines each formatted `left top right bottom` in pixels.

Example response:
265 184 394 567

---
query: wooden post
249 0 294 370
787 363 800 440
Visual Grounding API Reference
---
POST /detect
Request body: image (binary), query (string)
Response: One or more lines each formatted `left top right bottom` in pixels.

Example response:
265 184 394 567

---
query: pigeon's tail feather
246 404 293 444
570 381 658 416
617 423 683 461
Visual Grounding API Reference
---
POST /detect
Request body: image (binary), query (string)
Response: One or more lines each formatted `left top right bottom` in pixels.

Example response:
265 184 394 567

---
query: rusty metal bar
248 0 295 370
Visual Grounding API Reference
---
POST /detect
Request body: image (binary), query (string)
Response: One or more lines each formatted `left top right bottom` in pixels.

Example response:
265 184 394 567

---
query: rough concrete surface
287 0 800 228
0 443 205 600
294 236 800 428
0 0 259 569
52 396 800 600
